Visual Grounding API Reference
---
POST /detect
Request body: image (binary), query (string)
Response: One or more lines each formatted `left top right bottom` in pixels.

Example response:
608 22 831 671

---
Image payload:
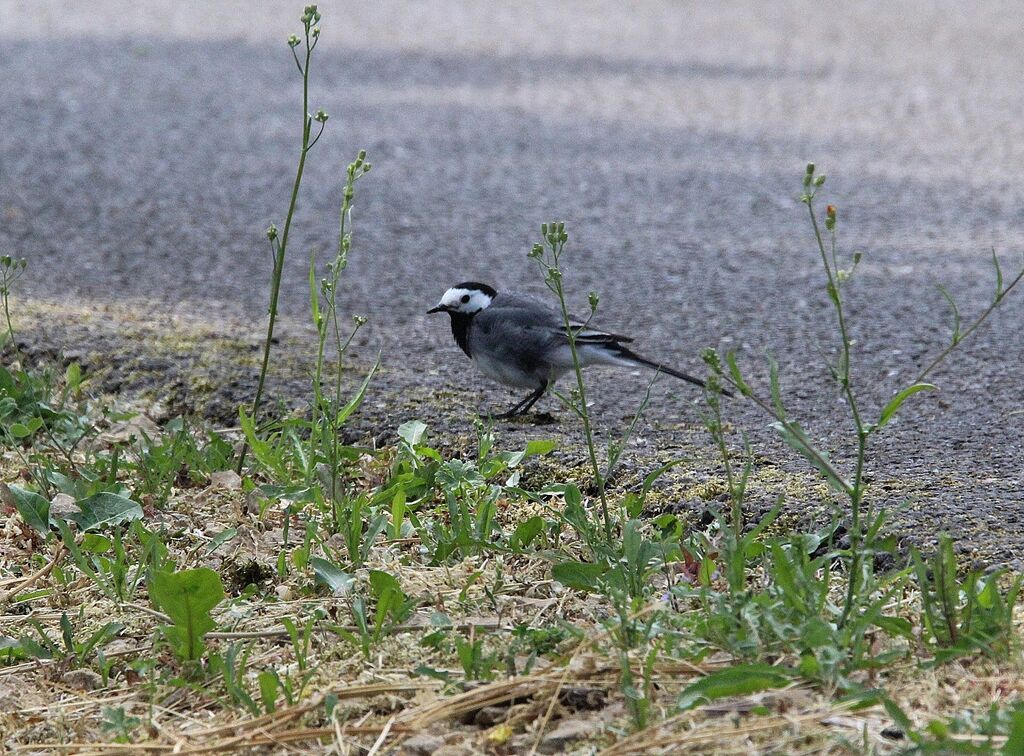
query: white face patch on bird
427 282 496 315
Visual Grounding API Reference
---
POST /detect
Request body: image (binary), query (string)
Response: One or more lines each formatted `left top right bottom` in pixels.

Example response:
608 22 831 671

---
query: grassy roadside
0 369 1022 752
4 5 1024 753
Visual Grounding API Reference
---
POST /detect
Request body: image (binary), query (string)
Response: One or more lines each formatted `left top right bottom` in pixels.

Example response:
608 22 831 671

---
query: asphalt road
2 2 1022 562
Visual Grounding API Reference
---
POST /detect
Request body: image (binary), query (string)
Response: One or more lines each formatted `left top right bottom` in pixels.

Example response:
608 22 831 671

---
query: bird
427 282 721 419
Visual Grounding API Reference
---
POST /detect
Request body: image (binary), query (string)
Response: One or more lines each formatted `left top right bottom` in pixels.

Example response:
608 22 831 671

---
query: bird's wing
567 318 634 344
490 293 633 344
471 301 567 373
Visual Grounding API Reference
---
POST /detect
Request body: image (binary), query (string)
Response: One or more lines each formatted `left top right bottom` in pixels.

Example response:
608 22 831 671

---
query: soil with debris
3 0 1023 567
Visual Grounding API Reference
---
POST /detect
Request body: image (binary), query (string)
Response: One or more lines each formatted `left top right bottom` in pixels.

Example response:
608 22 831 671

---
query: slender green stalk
2 288 15 352
602 374 656 487
237 8 327 474
531 224 612 541
704 389 741 541
912 262 1024 386
1 255 27 357
803 192 870 623
306 153 369 515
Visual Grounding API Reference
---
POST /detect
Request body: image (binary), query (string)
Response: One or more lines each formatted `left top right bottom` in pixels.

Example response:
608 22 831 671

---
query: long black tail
616 346 733 397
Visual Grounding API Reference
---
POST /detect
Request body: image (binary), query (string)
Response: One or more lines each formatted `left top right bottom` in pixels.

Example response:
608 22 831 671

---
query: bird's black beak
427 304 449 314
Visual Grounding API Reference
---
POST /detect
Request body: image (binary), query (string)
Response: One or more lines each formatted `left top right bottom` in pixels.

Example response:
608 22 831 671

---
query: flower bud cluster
701 347 723 374
540 221 568 245
1 255 27 271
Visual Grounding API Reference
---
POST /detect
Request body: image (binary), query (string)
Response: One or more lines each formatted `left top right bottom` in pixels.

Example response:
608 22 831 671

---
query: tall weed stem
237 6 328 473
530 224 613 541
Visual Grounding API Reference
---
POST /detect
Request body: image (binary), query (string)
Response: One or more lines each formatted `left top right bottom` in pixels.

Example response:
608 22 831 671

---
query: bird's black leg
483 382 547 420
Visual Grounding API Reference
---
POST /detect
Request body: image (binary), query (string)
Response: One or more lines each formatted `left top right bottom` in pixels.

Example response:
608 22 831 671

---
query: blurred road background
2 2 1022 560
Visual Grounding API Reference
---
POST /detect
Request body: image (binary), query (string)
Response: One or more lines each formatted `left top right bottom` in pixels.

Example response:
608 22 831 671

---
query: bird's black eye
461 294 470 304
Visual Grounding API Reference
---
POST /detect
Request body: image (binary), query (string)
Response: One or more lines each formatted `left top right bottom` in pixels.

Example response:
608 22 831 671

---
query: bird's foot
477 410 557 425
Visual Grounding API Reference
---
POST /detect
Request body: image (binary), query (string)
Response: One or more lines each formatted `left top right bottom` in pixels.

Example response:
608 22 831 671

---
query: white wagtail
428 282 722 418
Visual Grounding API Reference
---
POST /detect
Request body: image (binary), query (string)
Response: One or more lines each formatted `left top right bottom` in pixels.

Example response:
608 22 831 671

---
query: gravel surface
2 1 1022 563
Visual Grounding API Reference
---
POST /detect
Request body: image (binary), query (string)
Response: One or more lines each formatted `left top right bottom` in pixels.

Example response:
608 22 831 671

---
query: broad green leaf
8 416 43 438
872 615 914 640
398 420 427 446
877 383 936 429
44 470 81 497
80 533 113 553
369 569 402 599
149 568 225 661
1004 707 1024 753
678 664 794 710
64 362 83 392
70 492 143 532
311 557 354 595
258 671 279 713
5 484 50 534
510 516 544 551
552 561 607 593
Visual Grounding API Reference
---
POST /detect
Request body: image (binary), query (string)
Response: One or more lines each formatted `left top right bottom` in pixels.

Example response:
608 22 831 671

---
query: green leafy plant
389 421 555 563
454 634 502 682
5 483 52 534
330 492 388 567
0 363 96 482
913 535 1022 663
100 706 142 744
150 567 225 662
917 701 1024 753
6 611 123 679
58 520 167 604
208 643 279 716
308 150 374 501
528 223 621 541
703 164 1023 627
678 663 796 711
339 570 416 658
130 419 233 504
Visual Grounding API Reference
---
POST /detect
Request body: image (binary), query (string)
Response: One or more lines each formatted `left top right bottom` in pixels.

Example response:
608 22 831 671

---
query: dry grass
3 452 1023 755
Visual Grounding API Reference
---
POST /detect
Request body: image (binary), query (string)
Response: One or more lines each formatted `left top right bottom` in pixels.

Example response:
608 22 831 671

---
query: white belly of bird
472 352 543 389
